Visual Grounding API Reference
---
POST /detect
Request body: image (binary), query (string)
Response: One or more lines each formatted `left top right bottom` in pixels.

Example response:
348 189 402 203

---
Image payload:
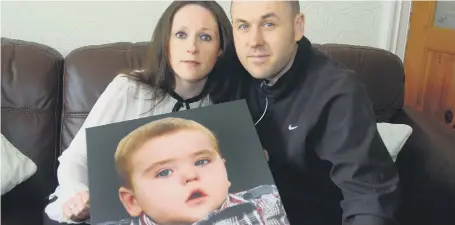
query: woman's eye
176 31 187 39
195 159 210 166
156 169 173 177
200 34 212 41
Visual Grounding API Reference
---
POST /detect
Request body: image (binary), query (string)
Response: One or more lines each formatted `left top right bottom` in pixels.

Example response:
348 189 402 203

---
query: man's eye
238 24 248 30
264 22 274 27
156 169 173 177
176 31 187 39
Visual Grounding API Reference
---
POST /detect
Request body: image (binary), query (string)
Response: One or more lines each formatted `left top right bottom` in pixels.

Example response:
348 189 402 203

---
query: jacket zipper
255 81 269 126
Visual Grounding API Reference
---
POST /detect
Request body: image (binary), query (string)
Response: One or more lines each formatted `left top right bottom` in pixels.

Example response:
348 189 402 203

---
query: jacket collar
258 36 314 100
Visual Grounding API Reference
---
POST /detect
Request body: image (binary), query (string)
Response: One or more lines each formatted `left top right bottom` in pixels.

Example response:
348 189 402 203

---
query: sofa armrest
391 106 455 225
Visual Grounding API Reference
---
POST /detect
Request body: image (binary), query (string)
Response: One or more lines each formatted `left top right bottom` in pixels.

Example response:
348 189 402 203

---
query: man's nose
250 27 265 47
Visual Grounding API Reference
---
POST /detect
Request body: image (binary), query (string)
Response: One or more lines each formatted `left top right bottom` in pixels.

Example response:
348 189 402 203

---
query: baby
109 117 289 225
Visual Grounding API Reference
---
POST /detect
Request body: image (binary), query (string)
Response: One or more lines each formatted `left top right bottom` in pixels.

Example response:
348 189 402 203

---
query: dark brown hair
127 0 237 104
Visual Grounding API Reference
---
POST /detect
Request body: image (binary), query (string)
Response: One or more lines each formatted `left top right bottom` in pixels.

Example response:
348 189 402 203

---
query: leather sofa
2 37 454 225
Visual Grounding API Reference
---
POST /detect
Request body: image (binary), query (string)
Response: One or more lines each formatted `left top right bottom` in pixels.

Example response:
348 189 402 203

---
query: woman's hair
114 117 221 188
126 0 238 105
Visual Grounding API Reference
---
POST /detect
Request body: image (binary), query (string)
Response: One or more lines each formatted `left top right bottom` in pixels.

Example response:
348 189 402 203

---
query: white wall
1 1 409 60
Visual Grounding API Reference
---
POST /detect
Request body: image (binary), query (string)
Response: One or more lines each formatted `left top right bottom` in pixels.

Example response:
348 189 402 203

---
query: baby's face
129 129 230 224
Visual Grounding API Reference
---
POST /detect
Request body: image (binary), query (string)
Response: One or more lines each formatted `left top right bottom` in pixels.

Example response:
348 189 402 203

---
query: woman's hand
62 191 90 222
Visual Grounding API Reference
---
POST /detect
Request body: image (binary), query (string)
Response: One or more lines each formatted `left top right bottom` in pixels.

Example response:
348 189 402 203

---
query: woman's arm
45 75 136 223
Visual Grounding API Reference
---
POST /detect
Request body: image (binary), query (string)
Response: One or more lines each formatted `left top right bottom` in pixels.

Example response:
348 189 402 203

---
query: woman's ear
118 186 143 217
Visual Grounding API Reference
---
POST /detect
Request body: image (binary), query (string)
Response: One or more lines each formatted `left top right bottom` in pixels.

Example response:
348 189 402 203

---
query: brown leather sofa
2 37 455 225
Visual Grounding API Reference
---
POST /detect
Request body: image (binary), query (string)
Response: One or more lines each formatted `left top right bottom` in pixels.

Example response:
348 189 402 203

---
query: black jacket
237 37 401 225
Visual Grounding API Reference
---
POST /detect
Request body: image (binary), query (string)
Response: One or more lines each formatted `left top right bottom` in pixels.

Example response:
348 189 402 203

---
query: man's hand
62 191 90 222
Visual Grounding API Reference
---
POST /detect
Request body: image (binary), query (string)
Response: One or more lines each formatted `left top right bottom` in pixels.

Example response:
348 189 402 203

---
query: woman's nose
186 40 198 54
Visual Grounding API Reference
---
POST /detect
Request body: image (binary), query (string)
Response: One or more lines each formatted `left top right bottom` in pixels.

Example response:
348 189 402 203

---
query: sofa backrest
314 44 405 122
1 37 405 225
60 42 148 153
1 37 63 224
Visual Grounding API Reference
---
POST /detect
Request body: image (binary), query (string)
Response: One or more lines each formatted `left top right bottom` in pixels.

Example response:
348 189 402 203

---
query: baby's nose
182 168 199 183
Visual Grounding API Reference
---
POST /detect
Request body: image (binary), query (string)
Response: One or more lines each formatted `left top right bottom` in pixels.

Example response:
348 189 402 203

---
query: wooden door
404 1 455 131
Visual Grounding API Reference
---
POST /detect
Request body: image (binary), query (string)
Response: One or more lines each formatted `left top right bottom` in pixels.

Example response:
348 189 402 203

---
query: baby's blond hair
114 117 221 188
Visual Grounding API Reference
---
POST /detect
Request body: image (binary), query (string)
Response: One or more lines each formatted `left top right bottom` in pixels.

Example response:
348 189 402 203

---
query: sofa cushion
314 44 405 122
1 37 63 225
1 134 37 195
377 123 413 162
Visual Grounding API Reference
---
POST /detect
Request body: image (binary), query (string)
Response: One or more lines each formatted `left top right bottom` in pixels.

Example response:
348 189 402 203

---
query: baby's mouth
186 189 208 203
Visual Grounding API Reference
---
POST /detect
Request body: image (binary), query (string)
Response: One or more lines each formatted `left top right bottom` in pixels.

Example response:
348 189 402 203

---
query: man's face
123 129 230 224
231 1 304 80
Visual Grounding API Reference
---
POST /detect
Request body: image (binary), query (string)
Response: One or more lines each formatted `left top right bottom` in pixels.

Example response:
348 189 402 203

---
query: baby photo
86 100 290 225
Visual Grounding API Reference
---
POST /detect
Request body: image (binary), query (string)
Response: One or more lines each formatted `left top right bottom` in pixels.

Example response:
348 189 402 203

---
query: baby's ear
118 186 143 217
222 158 226 163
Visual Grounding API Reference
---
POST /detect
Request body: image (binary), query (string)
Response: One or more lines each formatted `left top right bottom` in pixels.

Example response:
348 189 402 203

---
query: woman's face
169 4 221 83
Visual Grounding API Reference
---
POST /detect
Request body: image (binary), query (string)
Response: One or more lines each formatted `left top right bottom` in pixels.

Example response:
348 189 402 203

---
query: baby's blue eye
195 159 210 166
157 169 173 177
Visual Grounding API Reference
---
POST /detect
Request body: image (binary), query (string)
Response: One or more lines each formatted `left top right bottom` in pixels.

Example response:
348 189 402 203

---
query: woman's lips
182 60 200 66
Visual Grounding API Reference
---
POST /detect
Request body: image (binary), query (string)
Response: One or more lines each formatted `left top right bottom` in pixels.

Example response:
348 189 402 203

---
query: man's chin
250 73 274 81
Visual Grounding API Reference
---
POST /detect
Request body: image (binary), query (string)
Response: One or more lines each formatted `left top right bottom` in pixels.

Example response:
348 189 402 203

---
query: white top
44 74 213 224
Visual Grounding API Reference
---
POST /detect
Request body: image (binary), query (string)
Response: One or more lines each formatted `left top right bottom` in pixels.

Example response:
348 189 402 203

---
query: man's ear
294 13 305 41
118 186 143 217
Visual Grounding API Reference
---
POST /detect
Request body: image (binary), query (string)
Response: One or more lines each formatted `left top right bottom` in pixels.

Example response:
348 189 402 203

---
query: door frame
387 0 412 62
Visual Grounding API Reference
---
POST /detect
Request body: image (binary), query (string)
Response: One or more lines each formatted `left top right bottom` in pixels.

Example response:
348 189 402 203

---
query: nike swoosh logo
288 124 298 130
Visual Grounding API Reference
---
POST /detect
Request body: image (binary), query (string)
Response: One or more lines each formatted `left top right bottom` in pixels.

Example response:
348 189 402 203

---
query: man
230 1 401 225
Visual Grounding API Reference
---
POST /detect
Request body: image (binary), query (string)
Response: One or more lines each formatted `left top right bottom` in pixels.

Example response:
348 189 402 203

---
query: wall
1 1 409 60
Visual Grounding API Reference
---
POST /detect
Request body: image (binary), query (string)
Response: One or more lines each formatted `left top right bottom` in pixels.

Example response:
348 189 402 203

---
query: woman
45 1 242 223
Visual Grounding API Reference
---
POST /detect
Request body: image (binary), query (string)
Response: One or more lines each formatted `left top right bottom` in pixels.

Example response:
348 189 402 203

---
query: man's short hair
289 0 300 15
230 1 300 16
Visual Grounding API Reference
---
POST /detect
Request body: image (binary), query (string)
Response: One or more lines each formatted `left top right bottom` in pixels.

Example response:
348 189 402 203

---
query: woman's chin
175 73 209 84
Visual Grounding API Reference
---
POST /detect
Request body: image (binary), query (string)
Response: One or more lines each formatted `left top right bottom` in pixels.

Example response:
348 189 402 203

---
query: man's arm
314 75 401 225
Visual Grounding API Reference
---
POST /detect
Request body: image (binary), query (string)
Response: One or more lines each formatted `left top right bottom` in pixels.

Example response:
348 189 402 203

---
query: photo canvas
86 100 290 225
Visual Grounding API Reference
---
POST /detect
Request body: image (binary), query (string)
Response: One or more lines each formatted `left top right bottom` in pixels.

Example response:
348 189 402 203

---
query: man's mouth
186 189 207 203
248 55 269 63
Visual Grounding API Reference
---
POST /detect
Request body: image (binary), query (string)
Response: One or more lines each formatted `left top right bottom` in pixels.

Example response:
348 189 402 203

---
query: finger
264 150 269 161
78 208 90 220
71 201 82 218
75 194 86 213
62 203 73 219
64 198 78 219
81 192 90 205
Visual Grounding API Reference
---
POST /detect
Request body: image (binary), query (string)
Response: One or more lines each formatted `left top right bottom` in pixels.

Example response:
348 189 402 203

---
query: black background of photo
86 100 276 224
